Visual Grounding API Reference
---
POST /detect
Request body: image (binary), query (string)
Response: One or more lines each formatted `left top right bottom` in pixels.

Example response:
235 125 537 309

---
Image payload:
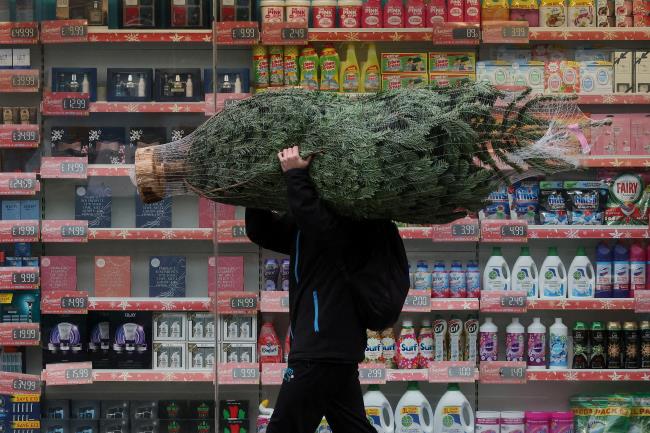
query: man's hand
278 146 313 173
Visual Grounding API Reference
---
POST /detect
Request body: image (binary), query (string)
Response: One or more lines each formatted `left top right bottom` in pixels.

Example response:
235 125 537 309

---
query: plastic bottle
448 317 464 361
257 400 274 433
549 318 568 370
483 247 510 291
381 328 397 368
595 242 613 298
364 385 394 433
362 0 383 27
405 0 426 27
383 0 405 27
258 322 282 363
449 261 467 298
475 411 500 433
414 260 432 292
506 317 525 362
527 318 546 370
433 316 447 361
550 412 573 433
511 246 539 298
526 412 550 433
361 43 381 93
418 320 434 368
479 317 498 362
500 412 525 433
613 243 630 298
539 247 567 298
572 321 589 369
283 46 300 87
606 321 622 369
466 261 481 298
298 46 319 90
319 45 340 92
589 321 606 369
630 242 646 295
366 330 384 363
568 247 595 298
397 320 419 369
464 317 479 363
395 382 434 433
340 43 360 93
432 383 474 433
623 321 640 369
269 45 285 87
253 45 270 89
338 0 362 27
432 261 450 298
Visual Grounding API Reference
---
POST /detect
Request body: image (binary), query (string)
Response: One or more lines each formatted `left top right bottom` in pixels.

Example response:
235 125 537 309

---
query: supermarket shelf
88 228 214 240
87 27 213 43
578 156 650 168
41 370 214 383
308 28 434 42
527 225 650 240
527 369 650 381
89 101 206 113
398 226 432 239
431 298 480 310
88 297 212 311
527 298 635 310
529 27 650 41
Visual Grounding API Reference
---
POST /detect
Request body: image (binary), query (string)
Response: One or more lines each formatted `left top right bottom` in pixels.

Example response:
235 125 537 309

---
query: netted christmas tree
135 82 603 224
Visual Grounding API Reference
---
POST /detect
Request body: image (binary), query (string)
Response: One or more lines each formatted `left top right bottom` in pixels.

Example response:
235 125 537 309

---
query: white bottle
170 321 180 338
414 260 432 291
511 246 538 298
548 318 568 370
137 74 146 97
234 74 242 93
81 74 89 93
433 383 474 433
483 247 510 291
539 246 567 298
364 385 394 433
568 247 595 298
257 400 274 433
505 318 525 362
159 321 169 338
185 75 193 97
526 318 547 370
395 382 434 433
479 317 498 362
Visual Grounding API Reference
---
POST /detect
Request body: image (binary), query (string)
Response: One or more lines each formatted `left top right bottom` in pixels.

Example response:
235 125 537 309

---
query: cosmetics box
101 401 129 420
41 256 77 292
42 420 71 433
187 343 215 370
89 127 126 164
87 311 111 369
580 61 614 94
136 196 172 228
42 315 88 365
190 420 214 433
154 69 203 102
187 401 214 419
2 201 20 220
131 419 158 433
187 312 215 342
5 257 22 267
20 200 39 220
43 399 70 420
110 311 152 369
107 68 153 102
218 342 256 363
94 256 131 297
71 419 99 433
152 342 187 370
130 401 158 420
0 291 40 323
545 60 580 93
127 127 167 163
50 126 90 157
71 400 101 419
51 68 98 101
218 315 256 342
167 0 207 28
0 50 11 69
203 68 250 94
614 50 634 92
22 257 39 267
157 401 187 419
153 312 187 341
635 50 650 93
121 0 157 27
75 184 112 228
149 256 186 298
208 256 244 295
11 49 30 69
100 420 128 433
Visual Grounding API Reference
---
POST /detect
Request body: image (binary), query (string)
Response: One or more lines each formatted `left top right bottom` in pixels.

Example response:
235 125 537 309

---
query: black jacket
245 169 367 363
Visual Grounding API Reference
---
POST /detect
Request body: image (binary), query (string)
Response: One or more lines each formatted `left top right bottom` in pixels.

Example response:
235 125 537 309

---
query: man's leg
323 364 376 433
267 360 326 433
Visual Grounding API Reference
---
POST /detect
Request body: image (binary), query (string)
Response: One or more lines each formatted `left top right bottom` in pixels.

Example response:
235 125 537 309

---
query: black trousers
266 360 377 433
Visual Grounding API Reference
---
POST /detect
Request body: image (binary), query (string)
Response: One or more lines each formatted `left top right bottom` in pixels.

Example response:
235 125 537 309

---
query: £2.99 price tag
358 363 387 384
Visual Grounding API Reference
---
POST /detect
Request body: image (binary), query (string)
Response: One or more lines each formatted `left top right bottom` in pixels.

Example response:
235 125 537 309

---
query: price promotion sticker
0 323 40 346
428 361 477 383
217 363 260 385
480 290 527 313
261 291 290 313
41 220 88 242
41 290 89 314
431 218 480 242
481 21 529 44
217 291 258 314
432 22 481 46
479 361 527 384
45 362 93 385
0 22 39 44
481 220 528 243
262 23 308 45
0 173 37 195
41 19 89 43
402 290 431 312
42 92 90 117
0 69 39 93
358 363 387 385
0 372 41 394
261 363 288 385
0 266 39 290
215 21 260 45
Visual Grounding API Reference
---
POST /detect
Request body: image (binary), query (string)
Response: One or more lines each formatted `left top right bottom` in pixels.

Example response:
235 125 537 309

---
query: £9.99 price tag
214 21 260 45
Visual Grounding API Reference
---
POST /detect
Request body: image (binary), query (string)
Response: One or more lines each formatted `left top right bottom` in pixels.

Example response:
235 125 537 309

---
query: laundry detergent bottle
539 246 567 298
511 246 538 298
364 385 395 433
483 247 510 291
568 247 595 298
395 382 434 433
433 383 474 433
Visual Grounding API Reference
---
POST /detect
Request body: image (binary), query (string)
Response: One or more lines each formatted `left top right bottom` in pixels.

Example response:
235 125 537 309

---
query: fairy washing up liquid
395 382 434 433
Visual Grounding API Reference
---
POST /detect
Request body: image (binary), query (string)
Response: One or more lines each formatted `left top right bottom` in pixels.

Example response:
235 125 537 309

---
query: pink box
447 0 465 21
95 256 131 297
426 0 447 24
208 256 244 295
464 0 481 22
631 114 650 155
199 198 236 228
40 256 77 292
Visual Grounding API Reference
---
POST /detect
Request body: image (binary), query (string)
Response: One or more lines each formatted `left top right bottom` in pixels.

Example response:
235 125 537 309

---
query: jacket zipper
312 291 320 333
294 230 301 283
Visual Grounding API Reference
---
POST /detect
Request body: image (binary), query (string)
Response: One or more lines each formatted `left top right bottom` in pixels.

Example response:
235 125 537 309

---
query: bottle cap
576 246 586 255
493 247 502 255
368 384 380 391
447 383 460 391
606 321 621 331
511 317 520 324
640 321 650 330
548 246 558 255
623 321 638 331
520 246 530 255
591 321 604 330
573 321 586 330
406 381 419 390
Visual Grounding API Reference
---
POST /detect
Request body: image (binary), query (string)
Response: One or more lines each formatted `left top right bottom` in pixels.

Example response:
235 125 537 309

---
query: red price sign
432 22 480 45
431 218 480 242
41 290 89 314
41 220 89 242
215 21 259 45
42 91 90 116
635 290 650 313
261 363 288 385
480 290 527 313
481 21 529 44
0 220 39 243
45 362 93 385
0 22 39 44
216 291 258 314
358 363 387 384
481 220 528 242
262 22 308 45
0 69 39 92
0 173 37 195
402 290 432 312
480 361 527 384
0 124 40 148
0 323 40 346
428 361 477 383
40 156 88 179
0 372 41 394
261 291 290 312
41 19 88 43
217 363 260 385
216 220 249 243
0 267 39 290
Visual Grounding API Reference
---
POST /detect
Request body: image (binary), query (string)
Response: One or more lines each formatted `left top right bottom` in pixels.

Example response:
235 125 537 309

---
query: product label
506 332 525 361
381 336 396 366
596 262 612 292
342 65 359 92
631 262 646 290
541 266 565 297
480 332 498 361
549 333 568 367
432 270 449 298
366 407 383 429
365 336 383 362
340 6 361 27
513 267 537 298
449 271 466 298
527 333 546 366
440 406 464 433
614 262 630 290
570 265 593 297
313 6 336 27
399 406 424 433
485 266 508 291
467 271 480 297
364 66 380 92
464 320 478 362
418 334 434 365
434 320 447 361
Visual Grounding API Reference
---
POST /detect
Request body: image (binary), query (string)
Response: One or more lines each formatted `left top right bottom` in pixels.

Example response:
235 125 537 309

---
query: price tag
10 74 38 89
500 223 528 238
432 218 480 242
261 363 287 385
262 23 309 45
11 224 38 238
42 219 89 242
0 372 41 394
231 225 247 238
403 290 431 312
232 27 259 40
452 27 481 40
449 365 474 377
451 222 479 238
229 296 257 310
10 26 37 40
41 290 89 314
8 177 36 191
479 361 527 384
0 173 38 195
260 291 289 312
62 97 89 111
429 361 476 382
0 323 40 346
42 92 90 117
481 220 528 242
12 271 38 286
45 362 93 385
11 130 38 143
217 363 260 384
0 69 39 93
0 220 39 242
216 220 250 243
0 124 39 148
61 296 88 310
358 364 387 384
61 24 87 38
232 367 259 380
280 296 290 309
501 25 529 39
61 224 88 238
500 365 526 379
0 22 39 44
61 160 87 176
0 266 39 289
215 21 259 45
635 290 650 313
217 292 258 314
65 366 92 380
281 27 308 41
11 328 39 342
500 293 526 308
432 22 481 46
12 377 39 392
480 290 527 313
481 21 530 44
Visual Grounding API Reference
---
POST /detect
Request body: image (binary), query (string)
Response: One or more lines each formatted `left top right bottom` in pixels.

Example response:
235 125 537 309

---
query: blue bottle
595 242 612 298
466 261 481 298
613 243 630 298
432 261 449 298
448 261 467 298
414 260 432 291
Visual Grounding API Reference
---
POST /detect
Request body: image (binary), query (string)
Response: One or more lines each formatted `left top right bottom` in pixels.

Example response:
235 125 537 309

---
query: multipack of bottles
411 260 481 298
572 320 650 369
365 317 479 368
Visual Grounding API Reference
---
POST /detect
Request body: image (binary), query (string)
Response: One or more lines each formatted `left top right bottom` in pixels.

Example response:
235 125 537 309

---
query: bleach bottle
568 247 595 298
395 382 434 433
613 243 630 298
433 383 474 433
483 247 510 291
364 385 395 433
630 242 646 295
595 242 613 298
511 246 538 298
539 247 567 298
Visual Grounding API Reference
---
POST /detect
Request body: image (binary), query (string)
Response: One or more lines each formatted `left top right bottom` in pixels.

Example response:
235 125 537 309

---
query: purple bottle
527 318 546 369
263 259 280 291
595 242 612 298
479 317 498 361
280 259 290 291
613 243 630 298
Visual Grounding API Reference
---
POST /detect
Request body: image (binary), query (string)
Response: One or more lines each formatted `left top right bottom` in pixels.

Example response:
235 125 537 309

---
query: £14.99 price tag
217 292 258 314
41 290 89 314
41 220 89 242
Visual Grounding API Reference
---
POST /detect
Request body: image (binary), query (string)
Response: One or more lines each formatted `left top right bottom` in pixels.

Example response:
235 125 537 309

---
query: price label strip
0 124 40 148
216 220 249 243
41 220 89 243
217 292 259 314
214 21 260 45
45 362 93 385
11 129 39 143
262 23 309 45
481 21 529 44
0 220 39 242
260 291 289 312
635 290 650 313
480 290 527 313
0 69 39 93
481 220 528 243
41 290 89 314
432 218 480 242
41 19 89 43
0 323 40 346
432 22 481 45
479 361 527 384
428 361 477 383
0 266 39 289
41 92 90 117
402 290 431 312
358 363 387 384
217 363 260 385
0 372 41 394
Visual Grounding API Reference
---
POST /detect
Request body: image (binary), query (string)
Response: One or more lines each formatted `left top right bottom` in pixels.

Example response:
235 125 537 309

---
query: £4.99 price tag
481 220 528 243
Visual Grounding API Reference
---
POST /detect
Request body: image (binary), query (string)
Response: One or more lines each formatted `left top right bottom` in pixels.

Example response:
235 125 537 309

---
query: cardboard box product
380 53 427 73
209 256 245 295
476 61 513 86
634 51 650 93
615 0 633 14
42 420 70 433
40 256 77 292
71 400 100 419
75 184 112 228
218 315 256 342
219 400 249 420
149 256 186 298
0 49 11 69
43 399 70 420
545 61 580 93
2 200 21 220
157 401 187 419
87 311 111 369
217 342 256 363
187 401 214 419
511 63 546 93
153 312 187 341
100 419 128 433
135 196 171 228
0 291 40 323
612 114 632 154
187 343 215 370
630 114 650 154
579 61 614 94
428 52 476 73
130 401 158 420
152 342 187 370
11 49 30 69
614 51 634 92
131 419 158 433
110 311 152 369
590 114 617 155
100 401 129 420
428 72 475 88
20 200 39 220
42 315 88 365
188 312 216 341
94 256 131 297
71 420 98 433
381 73 428 90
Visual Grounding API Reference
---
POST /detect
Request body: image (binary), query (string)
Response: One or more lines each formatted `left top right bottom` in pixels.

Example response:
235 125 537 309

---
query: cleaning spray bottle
361 43 381 93
433 383 474 433
364 385 395 433
395 382 434 433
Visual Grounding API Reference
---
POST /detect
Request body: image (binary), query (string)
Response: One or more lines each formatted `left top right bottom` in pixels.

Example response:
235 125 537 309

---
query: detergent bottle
364 385 395 433
298 46 319 90
397 320 419 369
432 261 450 298
539 247 567 298
395 382 434 433
257 400 274 433
630 242 646 295
613 242 630 298
483 247 510 291
433 383 474 433
414 260 432 292
466 261 481 298
568 247 595 298
595 242 613 298
361 43 381 93
340 43 360 93
511 246 538 298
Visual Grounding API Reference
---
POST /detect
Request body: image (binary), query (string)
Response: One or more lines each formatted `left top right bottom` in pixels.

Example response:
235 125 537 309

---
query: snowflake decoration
89 129 101 142
643 160 650 168
170 34 184 42
344 32 360 41
202 34 212 43
556 299 569 309
171 130 185 141
603 30 617 40
127 103 139 113
462 301 473 310
610 158 623 167
608 371 622 381
125 33 140 42
161 300 176 310
162 230 176 240
601 95 617 104
390 32 405 42
110 156 122 164
118 299 132 310
51 129 64 142
564 370 578 381
642 373 650 381
117 230 131 239
559 30 573 39
130 129 143 142
201 299 212 310
163 372 176 381
601 299 615 310
119 371 132 381
607 229 624 239
170 104 183 113
566 229 580 239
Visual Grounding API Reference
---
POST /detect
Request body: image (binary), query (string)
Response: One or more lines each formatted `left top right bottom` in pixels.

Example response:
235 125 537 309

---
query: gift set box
1 199 39 220
136 196 172 228
89 127 127 164
51 68 98 101
55 0 106 24
152 312 215 370
94 256 131 297
217 315 256 363
149 256 186 297
203 68 250 94
1 106 37 124
0 48 30 69
107 68 154 102
155 69 203 102
41 256 77 292
591 113 650 155
75 183 112 228
0 291 41 323
127 127 167 163
51 126 90 158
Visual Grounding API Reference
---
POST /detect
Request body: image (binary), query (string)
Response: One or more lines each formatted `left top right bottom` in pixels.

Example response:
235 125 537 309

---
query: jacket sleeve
244 208 293 254
284 168 347 240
